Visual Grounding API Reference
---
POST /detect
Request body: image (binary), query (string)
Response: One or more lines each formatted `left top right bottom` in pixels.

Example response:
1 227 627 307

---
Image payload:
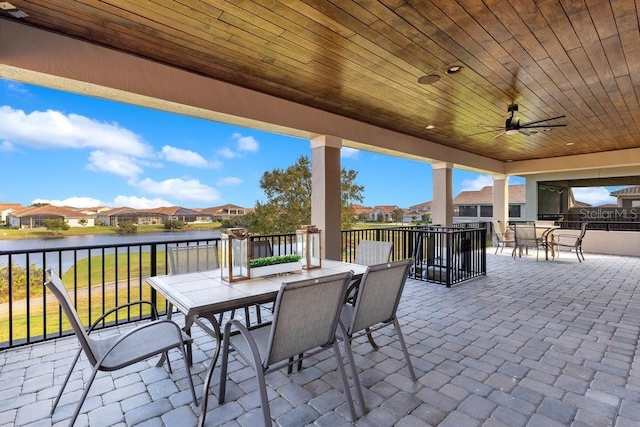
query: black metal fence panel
0 227 486 350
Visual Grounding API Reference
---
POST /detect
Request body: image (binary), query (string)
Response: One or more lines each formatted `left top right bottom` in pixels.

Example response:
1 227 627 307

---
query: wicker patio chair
44 268 196 427
214 271 357 426
338 258 417 415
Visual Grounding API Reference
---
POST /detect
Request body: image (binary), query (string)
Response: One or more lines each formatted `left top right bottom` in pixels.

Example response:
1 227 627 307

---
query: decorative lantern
296 225 322 270
221 228 250 282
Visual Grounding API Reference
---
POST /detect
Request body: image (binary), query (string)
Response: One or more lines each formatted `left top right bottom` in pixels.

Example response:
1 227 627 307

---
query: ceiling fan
470 104 567 138
501 103 566 137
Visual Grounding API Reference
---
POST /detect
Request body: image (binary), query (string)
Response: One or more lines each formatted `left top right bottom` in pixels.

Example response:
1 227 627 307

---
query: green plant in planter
249 254 302 268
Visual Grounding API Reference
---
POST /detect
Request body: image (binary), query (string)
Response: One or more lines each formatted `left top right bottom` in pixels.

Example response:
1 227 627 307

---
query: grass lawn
1 249 170 344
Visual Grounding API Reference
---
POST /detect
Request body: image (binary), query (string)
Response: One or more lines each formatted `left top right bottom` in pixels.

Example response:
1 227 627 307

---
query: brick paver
1 251 640 426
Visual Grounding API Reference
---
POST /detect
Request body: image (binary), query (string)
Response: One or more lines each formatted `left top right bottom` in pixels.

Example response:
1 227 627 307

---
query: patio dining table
146 259 367 424
510 224 560 260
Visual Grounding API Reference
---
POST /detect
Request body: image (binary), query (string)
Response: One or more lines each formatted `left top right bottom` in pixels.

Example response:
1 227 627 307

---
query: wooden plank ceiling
2 0 639 162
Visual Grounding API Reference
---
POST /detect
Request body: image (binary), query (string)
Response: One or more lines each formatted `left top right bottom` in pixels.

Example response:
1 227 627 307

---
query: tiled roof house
0 203 22 225
453 185 526 222
351 204 372 219
199 204 248 220
404 201 433 223
610 186 640 208
369 205 401 222
8 205 95 229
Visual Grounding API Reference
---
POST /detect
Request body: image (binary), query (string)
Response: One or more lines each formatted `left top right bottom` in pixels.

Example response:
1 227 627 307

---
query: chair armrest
554 234 579 244
95 319 189 367
223 319 264 367
87 300 159 334
344 277 362 305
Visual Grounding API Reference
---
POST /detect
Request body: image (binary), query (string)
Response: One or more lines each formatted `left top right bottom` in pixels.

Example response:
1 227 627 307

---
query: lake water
0 230 222 252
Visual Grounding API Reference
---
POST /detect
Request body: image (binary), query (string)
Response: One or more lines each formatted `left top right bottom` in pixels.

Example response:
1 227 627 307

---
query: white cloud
113 195 171 209
217 146 239 159
217 176 243 186
461 174 493 191
31 196 104 208
233 133 259 152
4 81 29 95
161 145 211 168
0 140 13 151
0 106 154 157
572 187 617 206
136 177 221 202
218 133 259 158
341 147 359 159
86 150 143 178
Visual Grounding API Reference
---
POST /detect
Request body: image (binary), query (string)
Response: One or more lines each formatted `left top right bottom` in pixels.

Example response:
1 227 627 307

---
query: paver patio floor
2 250 640 426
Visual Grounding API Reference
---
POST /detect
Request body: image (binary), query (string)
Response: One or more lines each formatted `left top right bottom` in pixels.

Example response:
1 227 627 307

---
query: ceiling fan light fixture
446 65 463 74
418 75 440 84
505 129 519 136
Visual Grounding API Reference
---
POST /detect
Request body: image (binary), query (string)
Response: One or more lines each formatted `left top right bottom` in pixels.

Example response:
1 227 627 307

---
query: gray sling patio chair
214 271 358 426
491 220 515 254
512 223 547 261
554 222 588 262
347 240 394 348
44 268 196 427
338 258 417 415
168 243 220 273
354 240 394 266
348 240 393 303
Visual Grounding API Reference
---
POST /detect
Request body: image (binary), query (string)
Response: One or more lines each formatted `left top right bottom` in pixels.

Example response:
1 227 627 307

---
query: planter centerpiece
249 254 303 278
220 228 250 282
296 225 322 270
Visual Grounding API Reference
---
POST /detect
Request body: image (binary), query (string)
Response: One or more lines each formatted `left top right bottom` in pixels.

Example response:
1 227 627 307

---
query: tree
79 218 88 227
118 220 138 234
164 219 186 230
391 207 404 223
249 155 364 234
43 218 70 234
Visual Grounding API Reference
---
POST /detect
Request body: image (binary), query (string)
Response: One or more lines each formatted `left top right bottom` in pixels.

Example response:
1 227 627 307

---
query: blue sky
0 78 619 209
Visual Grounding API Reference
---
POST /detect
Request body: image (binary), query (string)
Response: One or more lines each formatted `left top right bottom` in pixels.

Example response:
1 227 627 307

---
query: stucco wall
558 229 640 257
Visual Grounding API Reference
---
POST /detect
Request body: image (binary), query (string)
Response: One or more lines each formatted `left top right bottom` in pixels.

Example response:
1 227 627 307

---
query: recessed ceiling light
7 9 28 18
446 65 463 74
0 2 28 18
566 142 574 146
418 75 440 84
425 125 435 130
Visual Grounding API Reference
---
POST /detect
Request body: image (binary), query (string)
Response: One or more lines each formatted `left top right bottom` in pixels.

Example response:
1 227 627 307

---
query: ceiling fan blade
520 124 567 129
519 128 534 136
520 115 566 127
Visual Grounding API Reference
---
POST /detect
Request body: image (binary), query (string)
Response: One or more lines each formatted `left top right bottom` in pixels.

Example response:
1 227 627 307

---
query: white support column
432 162 453 227
492 175 509 224
310 135 342 260
524 178 537 221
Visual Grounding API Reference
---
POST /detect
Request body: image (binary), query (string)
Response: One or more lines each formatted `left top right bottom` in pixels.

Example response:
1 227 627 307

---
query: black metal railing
341 225 487 287
537 213 640 231
0 227 486 350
